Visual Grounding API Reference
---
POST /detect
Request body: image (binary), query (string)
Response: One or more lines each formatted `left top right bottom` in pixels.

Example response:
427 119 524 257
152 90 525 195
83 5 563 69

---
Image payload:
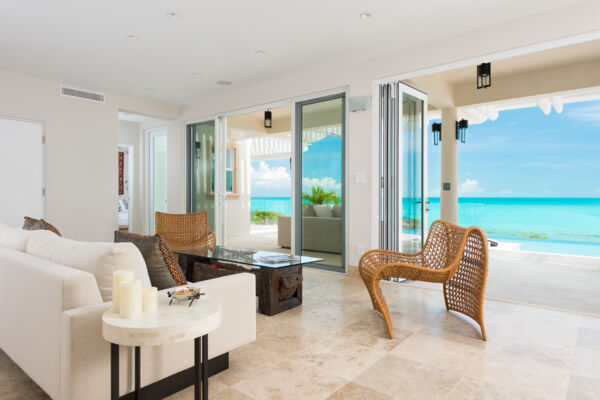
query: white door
148 128 167 234
0 118 44 226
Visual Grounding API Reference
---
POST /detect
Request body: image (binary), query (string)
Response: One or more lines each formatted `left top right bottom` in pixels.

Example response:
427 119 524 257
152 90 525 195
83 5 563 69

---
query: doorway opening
117 144 133 232
377 38 600 315
187 90 347 272
224 104 293 254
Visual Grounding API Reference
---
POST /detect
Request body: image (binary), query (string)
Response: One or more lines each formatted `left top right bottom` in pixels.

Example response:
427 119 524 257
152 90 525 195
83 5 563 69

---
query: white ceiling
432 39 600 85
0 0 583 105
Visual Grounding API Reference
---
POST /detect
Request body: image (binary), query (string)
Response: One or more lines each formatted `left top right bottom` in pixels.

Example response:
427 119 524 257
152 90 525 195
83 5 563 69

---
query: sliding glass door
380 83 427 253
295 94 345 271
187 120 216 231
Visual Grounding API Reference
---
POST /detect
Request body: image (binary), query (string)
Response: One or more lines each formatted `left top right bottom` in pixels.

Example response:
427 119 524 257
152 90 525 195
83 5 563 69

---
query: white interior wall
173 1 600 267
0 70 181 241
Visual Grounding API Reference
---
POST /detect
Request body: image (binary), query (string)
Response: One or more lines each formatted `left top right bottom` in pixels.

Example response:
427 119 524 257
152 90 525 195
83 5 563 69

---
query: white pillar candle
112 270 135 313
119 279 142 318
142 287 158 313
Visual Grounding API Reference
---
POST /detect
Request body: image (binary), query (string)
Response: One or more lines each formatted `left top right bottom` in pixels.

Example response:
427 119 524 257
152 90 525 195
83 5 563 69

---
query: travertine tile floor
2 267 599 399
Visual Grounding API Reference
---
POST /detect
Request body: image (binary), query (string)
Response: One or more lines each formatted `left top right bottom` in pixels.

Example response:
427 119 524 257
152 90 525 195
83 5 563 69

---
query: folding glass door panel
187 121 216 231
295 94 345 271
149 129 167 234
402 93 426 253
379 83 427 253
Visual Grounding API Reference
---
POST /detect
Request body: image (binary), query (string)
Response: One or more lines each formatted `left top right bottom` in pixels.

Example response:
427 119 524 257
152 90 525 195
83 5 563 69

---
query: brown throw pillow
23 216 62 236
114 231 187 289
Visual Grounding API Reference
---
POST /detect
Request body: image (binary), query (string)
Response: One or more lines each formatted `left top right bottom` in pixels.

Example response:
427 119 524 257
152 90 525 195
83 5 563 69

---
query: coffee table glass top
175 246 324 269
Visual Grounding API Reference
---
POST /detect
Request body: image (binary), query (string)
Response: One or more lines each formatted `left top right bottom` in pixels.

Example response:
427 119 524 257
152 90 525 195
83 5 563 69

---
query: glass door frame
147 126 168 234
378 82 428 250
185 117 225 243
294 92 347 272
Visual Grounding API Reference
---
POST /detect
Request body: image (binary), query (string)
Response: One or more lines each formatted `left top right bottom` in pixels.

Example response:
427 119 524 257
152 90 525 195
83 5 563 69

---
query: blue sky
251 99 600 198
429 99 600 198
251 135 342 197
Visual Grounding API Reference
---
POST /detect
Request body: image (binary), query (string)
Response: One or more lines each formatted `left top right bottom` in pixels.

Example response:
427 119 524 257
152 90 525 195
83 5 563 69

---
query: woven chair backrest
155 211 211 246
421 220 468 271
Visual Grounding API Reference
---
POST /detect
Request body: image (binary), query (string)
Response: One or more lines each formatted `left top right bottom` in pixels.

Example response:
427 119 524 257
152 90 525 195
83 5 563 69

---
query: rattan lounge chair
359 220 488 340
155 211 216 255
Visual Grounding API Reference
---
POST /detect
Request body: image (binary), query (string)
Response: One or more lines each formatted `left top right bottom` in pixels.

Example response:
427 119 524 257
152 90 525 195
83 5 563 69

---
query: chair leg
443 282 487 341
371 281 394 339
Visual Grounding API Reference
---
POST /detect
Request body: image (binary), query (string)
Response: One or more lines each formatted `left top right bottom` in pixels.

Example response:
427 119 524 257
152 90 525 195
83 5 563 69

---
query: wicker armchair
359 220 488 340
155 211 216 255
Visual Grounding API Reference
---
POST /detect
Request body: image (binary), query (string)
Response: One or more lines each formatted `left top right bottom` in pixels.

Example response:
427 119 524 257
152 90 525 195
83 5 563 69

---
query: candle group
112 270 158 318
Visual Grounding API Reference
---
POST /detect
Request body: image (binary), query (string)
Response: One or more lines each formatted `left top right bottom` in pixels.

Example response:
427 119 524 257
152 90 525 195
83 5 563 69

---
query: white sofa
0 223 256 400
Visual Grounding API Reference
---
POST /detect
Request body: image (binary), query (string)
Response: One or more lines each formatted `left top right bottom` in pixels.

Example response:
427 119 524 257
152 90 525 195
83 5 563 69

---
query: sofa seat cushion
0 223 34 252
114 231 186 290
25 230 151 301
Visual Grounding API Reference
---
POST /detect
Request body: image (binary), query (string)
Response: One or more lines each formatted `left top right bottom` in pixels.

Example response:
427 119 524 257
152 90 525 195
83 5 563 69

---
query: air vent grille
60 86 105 103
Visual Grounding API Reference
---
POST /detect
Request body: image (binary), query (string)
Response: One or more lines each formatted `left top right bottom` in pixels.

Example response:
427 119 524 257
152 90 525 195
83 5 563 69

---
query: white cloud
565 104 600 126
459 178 484 195
302 176 341 193
251 161 291 189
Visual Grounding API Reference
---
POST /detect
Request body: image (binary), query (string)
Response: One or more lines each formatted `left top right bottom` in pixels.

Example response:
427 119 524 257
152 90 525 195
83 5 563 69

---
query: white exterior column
440 108 458 224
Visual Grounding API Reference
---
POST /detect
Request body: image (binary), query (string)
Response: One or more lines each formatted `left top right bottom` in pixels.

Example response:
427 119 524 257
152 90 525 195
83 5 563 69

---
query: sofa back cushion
314 204 333 218
332 204 342 218
26 230 151 301
302 205 316 216
0 223 34 252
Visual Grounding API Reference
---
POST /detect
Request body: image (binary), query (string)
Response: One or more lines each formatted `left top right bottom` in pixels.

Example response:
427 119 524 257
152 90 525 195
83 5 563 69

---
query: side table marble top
102 292 221 347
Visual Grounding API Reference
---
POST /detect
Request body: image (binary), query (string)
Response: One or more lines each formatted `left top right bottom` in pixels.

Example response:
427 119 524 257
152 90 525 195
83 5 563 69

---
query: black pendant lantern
431 122 442 146
477 63 491 89
264 110 272 129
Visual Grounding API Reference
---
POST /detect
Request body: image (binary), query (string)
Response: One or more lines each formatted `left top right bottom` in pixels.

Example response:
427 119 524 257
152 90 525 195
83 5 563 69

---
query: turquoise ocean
251 196 600 257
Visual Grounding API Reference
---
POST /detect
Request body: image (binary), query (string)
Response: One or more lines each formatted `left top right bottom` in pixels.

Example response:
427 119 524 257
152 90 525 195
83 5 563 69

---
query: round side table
102 295 221 400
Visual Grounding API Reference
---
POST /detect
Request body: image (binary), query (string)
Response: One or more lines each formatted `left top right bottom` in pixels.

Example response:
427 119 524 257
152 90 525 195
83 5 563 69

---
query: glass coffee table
175 246 323 316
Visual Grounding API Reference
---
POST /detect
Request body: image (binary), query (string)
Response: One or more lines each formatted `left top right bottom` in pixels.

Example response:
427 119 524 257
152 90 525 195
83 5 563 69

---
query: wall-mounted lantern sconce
456 119 469 143
264 110 272 128
432 122 442 146
477 63 491 89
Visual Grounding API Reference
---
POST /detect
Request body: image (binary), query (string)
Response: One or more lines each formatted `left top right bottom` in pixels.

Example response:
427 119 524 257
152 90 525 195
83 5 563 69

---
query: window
210 144 238 196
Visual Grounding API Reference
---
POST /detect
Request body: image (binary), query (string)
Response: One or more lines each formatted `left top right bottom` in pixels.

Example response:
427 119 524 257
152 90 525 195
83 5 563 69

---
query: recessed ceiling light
126 34 140 40
166 11 181 19
254 49 267 56
216 80 232 86
359 11 373 19
144 88 155 92
191 72 203 78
